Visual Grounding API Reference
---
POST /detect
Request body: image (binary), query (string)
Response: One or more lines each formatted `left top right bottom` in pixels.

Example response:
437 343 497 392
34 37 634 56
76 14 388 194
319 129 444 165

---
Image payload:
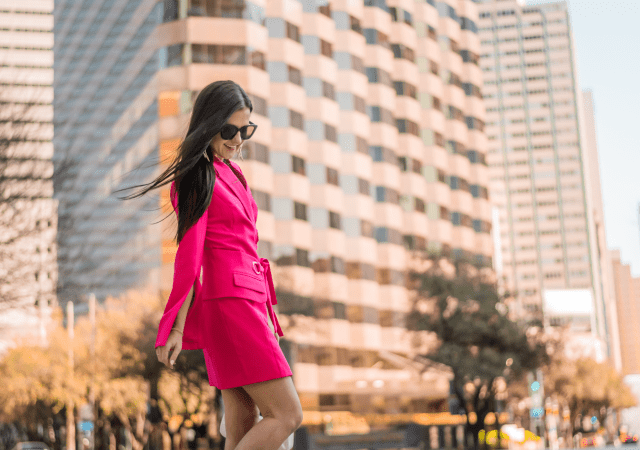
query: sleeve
155 180 208 349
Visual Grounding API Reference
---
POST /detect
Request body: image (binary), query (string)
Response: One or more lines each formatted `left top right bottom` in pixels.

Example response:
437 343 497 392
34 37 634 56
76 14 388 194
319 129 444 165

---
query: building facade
0 0 57 355
55 0 493 415
477 0 617 363
611 251 640 376
53 0 163 310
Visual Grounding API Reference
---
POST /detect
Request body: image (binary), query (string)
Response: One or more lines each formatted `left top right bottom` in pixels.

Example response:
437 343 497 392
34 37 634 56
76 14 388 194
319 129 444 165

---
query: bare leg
233 376 303 450
221 386 260 450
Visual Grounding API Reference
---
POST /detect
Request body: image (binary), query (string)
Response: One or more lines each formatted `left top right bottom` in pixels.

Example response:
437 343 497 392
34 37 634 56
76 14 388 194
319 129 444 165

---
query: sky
560 0 640 275
524 0 640 274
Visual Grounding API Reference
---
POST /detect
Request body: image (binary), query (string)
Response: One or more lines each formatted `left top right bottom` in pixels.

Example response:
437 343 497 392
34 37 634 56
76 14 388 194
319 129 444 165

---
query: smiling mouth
224 144 235 150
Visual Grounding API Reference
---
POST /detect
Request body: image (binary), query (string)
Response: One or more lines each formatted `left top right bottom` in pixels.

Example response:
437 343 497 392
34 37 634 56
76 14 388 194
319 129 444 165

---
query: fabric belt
257 258 284 338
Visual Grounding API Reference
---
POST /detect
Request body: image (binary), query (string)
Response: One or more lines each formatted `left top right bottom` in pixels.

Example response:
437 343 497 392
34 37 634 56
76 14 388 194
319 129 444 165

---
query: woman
121 80 302 450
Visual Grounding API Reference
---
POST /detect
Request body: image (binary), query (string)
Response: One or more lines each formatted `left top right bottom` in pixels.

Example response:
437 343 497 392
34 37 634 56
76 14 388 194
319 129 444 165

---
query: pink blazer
155 155 283 350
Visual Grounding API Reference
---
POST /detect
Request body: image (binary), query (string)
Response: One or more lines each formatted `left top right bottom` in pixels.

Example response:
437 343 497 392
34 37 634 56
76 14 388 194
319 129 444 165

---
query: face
210 107 252 160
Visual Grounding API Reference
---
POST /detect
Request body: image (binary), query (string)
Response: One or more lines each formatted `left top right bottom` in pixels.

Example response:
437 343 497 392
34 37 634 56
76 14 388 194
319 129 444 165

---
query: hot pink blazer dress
155 154 292 389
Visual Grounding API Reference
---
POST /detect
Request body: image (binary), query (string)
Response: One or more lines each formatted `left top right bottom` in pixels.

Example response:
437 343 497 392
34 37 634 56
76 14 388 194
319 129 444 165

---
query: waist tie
258 258 284 338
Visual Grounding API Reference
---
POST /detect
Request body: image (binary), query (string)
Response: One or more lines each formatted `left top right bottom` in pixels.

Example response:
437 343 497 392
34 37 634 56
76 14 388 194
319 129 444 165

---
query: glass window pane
265 17 285 38
271 151 292 173
267 61 288 82
269 106 289 127
272 197 293 220
338 133 356 152
305 120 324 140
309 207 328 229
307 163 326 184
303 77 322 97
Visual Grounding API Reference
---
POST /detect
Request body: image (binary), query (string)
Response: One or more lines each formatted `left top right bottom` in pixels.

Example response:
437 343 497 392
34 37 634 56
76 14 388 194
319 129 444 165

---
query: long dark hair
116 80 253 243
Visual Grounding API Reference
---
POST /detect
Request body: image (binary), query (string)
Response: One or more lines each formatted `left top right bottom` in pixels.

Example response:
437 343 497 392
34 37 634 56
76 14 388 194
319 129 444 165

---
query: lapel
213 156 254 222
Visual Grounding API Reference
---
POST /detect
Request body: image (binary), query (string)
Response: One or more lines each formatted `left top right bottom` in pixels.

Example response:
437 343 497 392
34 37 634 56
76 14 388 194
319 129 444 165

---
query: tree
0 288 219 450
406 257 547 450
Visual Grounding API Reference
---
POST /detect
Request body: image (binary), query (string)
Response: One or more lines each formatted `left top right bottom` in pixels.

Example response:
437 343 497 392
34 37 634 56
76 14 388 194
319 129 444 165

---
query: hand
156 330 183 369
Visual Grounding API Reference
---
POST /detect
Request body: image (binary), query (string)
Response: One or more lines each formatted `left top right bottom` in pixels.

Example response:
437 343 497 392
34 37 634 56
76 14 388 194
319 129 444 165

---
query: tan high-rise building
611 250 640 375
581 89 621 370
0 0 57 355
477 0 618 364
55 0 492 416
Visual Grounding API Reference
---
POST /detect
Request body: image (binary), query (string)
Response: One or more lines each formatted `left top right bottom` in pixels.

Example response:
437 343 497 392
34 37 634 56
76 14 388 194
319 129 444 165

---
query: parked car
10 442 51 450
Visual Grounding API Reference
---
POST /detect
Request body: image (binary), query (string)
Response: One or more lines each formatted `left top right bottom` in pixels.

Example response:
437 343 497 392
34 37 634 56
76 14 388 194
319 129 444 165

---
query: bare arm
172 281 196 332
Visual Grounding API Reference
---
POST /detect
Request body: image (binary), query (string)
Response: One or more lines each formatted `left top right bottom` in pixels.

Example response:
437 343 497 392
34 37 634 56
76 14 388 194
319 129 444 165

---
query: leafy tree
507 329 636 436
406 257 547 450
0 289 219 450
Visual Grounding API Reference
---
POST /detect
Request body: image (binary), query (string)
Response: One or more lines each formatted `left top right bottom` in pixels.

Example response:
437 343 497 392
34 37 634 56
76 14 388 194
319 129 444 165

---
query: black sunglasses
220 122 258 140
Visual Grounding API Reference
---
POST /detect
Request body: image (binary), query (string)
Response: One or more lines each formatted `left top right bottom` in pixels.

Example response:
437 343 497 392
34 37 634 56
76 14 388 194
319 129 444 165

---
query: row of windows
335 52 366 74
333 11 362 34
301 0 331 17
268 243 491 280
265 18 300 42
165 44 266 70
389 7 412 26
0 10 50 14
276 295 405 327
363 28 390 49
163 0 265 25
301 35 333 58
0 27 51 33
271 246 407 283
391 43 415 61
264 175 490 232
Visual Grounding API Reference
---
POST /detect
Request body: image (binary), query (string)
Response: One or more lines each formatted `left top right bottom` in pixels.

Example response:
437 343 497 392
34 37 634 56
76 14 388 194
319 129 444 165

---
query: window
292 155 306 175
294 201 307 220
290 110 304 130
360 220 374 237
350 15 362 33
430 60 439 75
358 178 370 196
396 118 419 136
363 29 390 49
251 189 271 211
353 95 366 113
322 81 335 100
288 65 302 86
391 43 415 61
329 211 341 229
241 141 269 163
320 39 333 58
282 21 299 42
327 167 339 185
393 81 417 99
325 124 337 142
249 94 268 116
366 67 392 86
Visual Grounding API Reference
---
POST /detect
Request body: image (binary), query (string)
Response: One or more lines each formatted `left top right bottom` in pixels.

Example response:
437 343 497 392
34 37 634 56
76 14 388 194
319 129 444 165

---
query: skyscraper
55 0 493 415
611 251 640 375
477 0 617 362
53 0 163 307
0 0 57 355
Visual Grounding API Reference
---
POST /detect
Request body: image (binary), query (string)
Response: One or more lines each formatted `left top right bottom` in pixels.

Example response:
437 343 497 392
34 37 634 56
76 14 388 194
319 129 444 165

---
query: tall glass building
53 0 163 308
54 0 493 416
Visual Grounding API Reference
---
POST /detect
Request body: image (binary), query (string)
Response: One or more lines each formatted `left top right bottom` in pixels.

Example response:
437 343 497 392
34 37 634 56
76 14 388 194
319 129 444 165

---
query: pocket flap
233 272 265 293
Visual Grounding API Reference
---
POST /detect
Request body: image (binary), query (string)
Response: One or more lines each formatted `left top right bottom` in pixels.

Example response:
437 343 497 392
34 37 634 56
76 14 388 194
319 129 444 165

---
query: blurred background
0 0 639 449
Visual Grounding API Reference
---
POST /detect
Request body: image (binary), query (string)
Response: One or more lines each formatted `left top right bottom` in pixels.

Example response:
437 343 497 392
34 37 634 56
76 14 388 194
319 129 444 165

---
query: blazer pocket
233 272 266 293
